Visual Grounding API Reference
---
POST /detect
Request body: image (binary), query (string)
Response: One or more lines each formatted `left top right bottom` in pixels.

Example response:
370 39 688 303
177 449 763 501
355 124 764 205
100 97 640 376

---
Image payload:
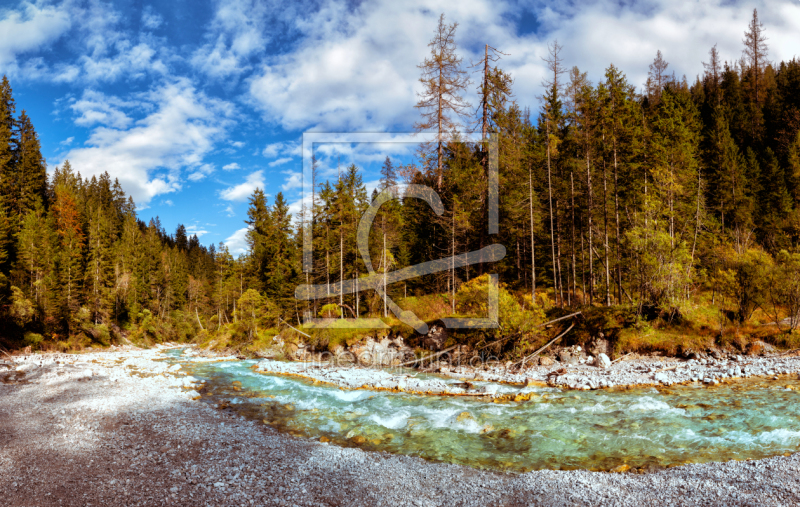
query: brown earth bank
2 346 800 507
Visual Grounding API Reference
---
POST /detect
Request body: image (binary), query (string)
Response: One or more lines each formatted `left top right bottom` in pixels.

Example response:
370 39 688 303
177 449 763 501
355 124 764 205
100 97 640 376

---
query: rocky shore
2 346 800 506
254 346 800 396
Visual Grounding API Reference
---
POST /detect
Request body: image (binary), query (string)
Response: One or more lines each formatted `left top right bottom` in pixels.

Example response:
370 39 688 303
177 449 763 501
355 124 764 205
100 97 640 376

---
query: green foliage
22 332 43 350
765 250 800 331
456 274 544 333
626 226 692 309
9 285 34 326
732 249 772 323
318 303 342 318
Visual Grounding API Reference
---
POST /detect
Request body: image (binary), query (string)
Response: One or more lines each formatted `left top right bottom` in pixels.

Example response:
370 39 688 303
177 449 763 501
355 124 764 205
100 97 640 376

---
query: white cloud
219 170 265 201
281 170 302 191
190 0 273 79
224 205 235 217
162 199 174 206
78 38 169 83
62 80 235 206
246 0 800 132
222 162 240 171
268 157 292 167
231 141 245 148
224 226 251 256
141 6 163 30
0 2 72 75
70 90 135 129
262 141 299 158
60 136 74 146
186 224 209 238
188 163 215 181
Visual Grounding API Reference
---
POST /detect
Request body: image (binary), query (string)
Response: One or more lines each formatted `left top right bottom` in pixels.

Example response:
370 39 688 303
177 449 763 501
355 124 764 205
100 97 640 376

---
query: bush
318 303 342 318
730 248 772 322
765 250 800 331
23 332 43 350
9 286 35 326
456 274 544 336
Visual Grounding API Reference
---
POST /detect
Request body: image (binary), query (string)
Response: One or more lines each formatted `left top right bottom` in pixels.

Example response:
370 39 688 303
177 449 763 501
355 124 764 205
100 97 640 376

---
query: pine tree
13 111 47 233
53 186 85 332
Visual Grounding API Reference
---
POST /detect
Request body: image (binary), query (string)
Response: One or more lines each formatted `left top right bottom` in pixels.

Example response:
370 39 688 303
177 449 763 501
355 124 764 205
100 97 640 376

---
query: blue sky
1 0 799 255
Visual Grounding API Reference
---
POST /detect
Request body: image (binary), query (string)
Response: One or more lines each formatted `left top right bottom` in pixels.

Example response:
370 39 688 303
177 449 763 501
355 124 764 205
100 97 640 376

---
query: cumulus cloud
0 1 171 83
62 80 235 206
77 38 169 83
222 162 241 171
224 226 251 256
0 2 72 75
247 0 800 132
246 1 514 131
262 141 299 158
70 90 135 129
190 0 276 79
141 6 163 30
219 170 265 201
281 170 302 191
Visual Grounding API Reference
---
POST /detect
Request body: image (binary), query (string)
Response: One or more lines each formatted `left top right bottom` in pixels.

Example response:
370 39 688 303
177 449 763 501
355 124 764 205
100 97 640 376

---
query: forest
2 9 800 358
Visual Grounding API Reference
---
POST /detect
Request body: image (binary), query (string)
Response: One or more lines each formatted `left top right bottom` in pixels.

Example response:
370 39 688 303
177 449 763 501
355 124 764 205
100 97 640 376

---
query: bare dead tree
743 8 769 105
414 13 471 190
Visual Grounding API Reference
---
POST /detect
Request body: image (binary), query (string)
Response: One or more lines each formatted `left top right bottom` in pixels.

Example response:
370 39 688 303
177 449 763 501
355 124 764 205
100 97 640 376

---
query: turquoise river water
164 350 800 473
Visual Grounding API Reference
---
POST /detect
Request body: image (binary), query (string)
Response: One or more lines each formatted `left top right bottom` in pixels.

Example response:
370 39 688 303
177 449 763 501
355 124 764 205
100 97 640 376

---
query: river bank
2 346 800 506
252 351 800 395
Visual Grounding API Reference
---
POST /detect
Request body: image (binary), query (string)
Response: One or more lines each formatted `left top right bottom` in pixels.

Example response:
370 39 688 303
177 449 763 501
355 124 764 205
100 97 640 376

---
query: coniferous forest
4 9 800 356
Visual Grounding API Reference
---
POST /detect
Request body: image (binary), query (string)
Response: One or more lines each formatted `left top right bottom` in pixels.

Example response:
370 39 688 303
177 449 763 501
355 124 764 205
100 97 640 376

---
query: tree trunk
602 149 611 307
570 172 577 305
613 142 622 305
546 121 558 305
586 142 594 305
529 163 536 301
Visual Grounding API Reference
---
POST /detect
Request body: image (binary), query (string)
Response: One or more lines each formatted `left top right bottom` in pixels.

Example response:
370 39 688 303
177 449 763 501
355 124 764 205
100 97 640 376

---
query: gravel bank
2 347 800 506
254 353 800 395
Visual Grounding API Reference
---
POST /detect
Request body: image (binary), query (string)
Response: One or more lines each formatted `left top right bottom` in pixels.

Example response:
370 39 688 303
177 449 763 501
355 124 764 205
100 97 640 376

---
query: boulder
596 353 611 369
558 350 571 363
478 385 498 395
350 337 399 366
421 325 447 351
539 356 554 366
745 340 776 356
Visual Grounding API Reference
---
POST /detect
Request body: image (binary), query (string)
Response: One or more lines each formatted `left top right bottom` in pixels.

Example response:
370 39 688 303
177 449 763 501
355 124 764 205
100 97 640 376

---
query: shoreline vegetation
3 9 800 382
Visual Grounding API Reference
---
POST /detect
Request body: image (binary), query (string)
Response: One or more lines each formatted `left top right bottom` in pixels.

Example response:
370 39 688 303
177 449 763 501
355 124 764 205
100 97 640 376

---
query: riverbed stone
597 353 612 369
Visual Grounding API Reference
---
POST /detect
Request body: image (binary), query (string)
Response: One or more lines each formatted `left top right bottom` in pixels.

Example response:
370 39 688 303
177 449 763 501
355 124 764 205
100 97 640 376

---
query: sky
1 0 799 255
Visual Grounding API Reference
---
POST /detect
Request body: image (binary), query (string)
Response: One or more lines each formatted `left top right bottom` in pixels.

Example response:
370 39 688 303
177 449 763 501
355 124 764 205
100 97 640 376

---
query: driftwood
279 317 312 338
196 308 205 331
477 311 582 352
652 364 679 373
515 323 576 368
611 352 634 364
